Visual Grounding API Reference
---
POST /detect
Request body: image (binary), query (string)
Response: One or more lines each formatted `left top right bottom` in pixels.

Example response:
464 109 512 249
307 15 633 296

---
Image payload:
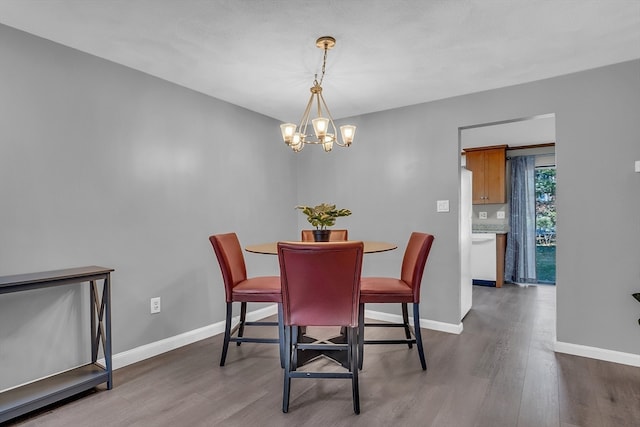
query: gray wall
298 59 640 355
1 23 639 390
0 24 297 390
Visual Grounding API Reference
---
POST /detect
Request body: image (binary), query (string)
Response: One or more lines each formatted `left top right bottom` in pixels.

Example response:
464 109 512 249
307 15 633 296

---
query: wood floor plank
517 345 561 427
430 375 491 427
557 353 605 427
590 358 640 427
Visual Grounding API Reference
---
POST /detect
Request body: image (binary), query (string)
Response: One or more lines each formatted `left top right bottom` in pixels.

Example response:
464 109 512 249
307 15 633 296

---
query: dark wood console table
0 266 113 423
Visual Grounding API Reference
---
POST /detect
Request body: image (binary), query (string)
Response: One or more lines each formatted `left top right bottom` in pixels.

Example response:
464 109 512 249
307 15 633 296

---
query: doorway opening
459 113 557 289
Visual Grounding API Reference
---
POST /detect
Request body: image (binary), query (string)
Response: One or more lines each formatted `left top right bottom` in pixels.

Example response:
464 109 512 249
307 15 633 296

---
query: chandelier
280 36 356 153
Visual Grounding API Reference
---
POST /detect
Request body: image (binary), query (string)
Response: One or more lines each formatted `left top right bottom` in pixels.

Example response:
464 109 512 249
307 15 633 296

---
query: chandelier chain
318 44 328 86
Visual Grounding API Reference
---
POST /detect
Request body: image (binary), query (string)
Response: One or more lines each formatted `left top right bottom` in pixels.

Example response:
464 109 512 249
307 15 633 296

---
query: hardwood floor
6 284 640 426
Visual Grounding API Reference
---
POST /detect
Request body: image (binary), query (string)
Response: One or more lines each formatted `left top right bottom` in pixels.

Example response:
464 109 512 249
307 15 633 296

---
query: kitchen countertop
472 223 509 234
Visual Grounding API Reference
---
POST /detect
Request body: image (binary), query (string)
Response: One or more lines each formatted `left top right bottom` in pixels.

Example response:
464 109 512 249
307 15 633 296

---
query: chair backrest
209 233 248 303
400 232 435 302
278 241 364 327
300 229 349 241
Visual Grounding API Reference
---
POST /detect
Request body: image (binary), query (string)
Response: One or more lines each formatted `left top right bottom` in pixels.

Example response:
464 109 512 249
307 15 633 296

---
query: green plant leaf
295 203 352 229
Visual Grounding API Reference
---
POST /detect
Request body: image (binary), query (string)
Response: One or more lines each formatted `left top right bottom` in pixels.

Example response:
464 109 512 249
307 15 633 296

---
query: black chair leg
277 303 285 369
236 302 247 346
220 302 232 366
402 303 413 349
349 327 360 414
291 326 299 371
358 303 365 370
413 303 427 371
282 325 292 413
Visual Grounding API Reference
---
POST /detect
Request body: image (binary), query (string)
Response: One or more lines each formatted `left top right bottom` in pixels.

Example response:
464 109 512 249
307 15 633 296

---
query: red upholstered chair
209 233 284 367
300 229 349 242
278 241 364 414
358 232 434 371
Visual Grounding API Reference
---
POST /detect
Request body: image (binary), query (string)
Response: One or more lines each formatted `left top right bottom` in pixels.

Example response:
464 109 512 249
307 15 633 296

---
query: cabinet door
465 151 487 204
484 148 506 203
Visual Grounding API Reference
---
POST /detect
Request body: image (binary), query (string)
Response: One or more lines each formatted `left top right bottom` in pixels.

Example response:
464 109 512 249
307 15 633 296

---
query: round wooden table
245 241 397 255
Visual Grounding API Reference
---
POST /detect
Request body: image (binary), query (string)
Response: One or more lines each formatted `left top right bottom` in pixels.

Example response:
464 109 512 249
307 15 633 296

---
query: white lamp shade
312 117 329 139
291 134 304 152
280 123 297 144
340 125 356 146
322 135 334 152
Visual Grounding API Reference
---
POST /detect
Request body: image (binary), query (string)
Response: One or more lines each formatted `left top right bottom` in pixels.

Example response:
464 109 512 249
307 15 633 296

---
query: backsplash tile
472 222 510 233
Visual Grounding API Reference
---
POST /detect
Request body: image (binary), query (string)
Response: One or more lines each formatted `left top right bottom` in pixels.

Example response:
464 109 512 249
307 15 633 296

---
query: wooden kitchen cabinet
464 145 507 204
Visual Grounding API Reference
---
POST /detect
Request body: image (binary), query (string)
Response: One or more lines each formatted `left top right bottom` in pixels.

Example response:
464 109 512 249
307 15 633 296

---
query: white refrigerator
460 168 473 320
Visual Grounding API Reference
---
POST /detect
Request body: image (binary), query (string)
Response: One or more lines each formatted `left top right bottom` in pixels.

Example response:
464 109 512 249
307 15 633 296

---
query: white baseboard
102 308 639 372
102 305 462 371
554 340 640 367
100 304 278 370
364 309 463 335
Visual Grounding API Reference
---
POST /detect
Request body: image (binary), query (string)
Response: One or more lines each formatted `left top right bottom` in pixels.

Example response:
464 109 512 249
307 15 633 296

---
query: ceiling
0 1 638 122
461 115 556 149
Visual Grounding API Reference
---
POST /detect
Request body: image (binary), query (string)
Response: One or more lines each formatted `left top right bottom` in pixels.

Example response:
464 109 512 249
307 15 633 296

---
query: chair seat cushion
360 277 413 303
232 276 282 303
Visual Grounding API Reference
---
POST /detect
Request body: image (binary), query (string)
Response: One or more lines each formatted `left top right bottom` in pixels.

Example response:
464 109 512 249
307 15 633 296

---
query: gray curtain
505 155 537 283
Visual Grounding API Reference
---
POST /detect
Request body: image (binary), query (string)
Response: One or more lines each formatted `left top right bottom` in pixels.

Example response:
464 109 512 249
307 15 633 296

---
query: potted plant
296 203 352 242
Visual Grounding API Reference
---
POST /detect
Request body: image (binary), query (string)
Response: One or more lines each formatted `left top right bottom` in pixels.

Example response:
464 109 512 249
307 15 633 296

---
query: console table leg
104 274 112 389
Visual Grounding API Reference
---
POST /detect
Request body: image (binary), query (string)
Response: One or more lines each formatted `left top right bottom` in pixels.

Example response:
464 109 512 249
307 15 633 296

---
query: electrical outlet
436 200 450 212
497 211 505 219
150 297 161 314
479 212 488 219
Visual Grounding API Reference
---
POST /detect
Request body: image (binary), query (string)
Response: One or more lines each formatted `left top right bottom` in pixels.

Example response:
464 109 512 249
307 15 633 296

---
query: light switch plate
635 160 640 173
479 211 488 219
436 200 449 212
497 211 505 219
